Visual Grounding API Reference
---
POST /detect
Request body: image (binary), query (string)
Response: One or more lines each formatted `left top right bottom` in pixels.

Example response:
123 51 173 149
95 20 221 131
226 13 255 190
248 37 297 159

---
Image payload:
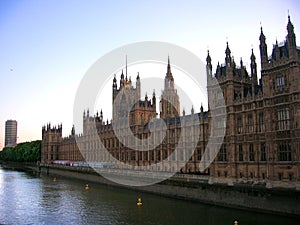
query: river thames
0 166 298 225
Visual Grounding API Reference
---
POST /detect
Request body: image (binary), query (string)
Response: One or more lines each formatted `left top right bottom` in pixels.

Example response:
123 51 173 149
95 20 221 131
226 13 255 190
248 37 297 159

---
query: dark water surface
0 166 298 225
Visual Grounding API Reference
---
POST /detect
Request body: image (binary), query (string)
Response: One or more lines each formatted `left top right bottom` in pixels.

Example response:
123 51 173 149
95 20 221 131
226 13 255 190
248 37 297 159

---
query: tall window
277 108 290 130
258 112 264 132
249 144 254 161
278 141 292 161
144 152 148 161
248 115 253 133
197 148 202 161
218 144 227 161
237 117 242 134
238 144 243 161
216 117 226 136
131 151 136 160
157 150 161 161
216 90 224 103
260 143 266 161
150 150 154 161
217 117 226 129
276 75 285 91
180 149 184 161
172 151 176 160
217 91 222 99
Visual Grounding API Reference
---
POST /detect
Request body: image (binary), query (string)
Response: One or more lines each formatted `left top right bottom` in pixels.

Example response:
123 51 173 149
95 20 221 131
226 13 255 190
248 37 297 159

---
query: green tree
0 140 41 162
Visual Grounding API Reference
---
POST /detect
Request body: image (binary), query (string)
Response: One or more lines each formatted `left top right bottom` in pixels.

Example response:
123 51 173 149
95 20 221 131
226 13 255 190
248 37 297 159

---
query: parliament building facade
42 16 300 188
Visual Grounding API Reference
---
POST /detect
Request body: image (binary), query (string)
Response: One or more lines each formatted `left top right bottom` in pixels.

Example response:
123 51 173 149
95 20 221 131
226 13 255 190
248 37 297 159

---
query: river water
0 166 298 225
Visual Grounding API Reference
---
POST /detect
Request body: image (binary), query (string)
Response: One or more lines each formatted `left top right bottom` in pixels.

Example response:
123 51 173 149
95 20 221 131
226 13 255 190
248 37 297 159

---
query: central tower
160 57 180 118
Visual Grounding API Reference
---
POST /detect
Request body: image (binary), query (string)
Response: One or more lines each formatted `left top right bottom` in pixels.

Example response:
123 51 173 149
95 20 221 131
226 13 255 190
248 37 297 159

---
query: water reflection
0 167 298 225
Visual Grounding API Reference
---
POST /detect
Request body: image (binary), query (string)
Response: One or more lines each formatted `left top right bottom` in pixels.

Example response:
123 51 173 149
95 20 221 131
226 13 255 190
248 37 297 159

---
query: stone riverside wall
26 164 300 217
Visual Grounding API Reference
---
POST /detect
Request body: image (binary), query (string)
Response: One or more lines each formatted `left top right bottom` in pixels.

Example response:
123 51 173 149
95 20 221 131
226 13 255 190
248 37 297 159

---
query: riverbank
2 161 299 217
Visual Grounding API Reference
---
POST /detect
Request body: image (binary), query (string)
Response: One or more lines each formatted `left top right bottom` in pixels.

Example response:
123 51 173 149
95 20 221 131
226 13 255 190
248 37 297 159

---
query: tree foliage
0 140 41 162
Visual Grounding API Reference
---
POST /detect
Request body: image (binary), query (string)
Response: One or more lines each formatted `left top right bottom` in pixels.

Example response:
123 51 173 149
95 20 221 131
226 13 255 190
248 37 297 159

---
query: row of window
237 108 290 133
218 141 292 162
217 170 294 181
237 112 264 134
83 141 292 163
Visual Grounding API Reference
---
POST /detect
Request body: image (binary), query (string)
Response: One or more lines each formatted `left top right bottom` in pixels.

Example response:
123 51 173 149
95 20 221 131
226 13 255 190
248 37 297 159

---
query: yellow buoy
85 184 89 191
137 197 142 206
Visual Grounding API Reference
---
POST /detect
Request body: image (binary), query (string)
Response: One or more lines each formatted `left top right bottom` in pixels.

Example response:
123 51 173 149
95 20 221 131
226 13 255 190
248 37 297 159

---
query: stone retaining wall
26 164 300 217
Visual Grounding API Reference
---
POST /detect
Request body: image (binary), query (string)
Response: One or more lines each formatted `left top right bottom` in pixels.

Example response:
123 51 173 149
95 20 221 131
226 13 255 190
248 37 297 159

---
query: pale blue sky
0 0 299 149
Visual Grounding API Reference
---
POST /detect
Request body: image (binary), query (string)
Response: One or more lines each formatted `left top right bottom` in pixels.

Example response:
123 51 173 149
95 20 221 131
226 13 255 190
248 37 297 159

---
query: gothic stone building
42 16 300 188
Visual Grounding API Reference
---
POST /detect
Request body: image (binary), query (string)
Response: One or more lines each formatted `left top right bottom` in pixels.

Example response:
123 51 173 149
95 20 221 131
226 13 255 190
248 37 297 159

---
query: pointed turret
225 42 232 67
112 74 117 102
206 50 212 66
120 70 124 87
206 50 212 77
100 109 103 121
152 90 156 105
287 15 296 45
232 56 236 68
240 57 245 79
113 74 117 87
274 39 280 60
250 49 257 75
250 49 258 95
286 15 297 59
225 42 234 80
259 26 268 68
71 125 75 136
216 61 220 77
136 72 141 100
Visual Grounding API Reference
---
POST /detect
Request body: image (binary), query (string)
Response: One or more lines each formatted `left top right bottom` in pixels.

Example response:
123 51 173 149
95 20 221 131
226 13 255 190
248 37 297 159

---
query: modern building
5 120 17 147
42 16 300 188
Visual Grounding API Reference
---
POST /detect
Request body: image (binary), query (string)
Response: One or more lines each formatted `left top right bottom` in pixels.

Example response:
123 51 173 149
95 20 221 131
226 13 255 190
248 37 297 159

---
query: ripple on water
0 167 299 225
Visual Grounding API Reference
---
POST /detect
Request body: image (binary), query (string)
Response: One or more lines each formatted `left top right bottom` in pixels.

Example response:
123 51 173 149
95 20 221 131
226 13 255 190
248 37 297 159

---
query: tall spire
259 25 266 43
166 55 173 81
161 55 179 119
287 14 294 34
